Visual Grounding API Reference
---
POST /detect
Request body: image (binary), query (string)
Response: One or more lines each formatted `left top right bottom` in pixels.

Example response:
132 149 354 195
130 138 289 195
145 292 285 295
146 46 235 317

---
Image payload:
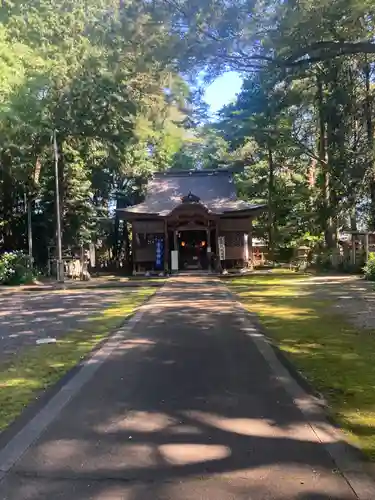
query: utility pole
27 198 33 268
24 192 33 269
53 130 64 283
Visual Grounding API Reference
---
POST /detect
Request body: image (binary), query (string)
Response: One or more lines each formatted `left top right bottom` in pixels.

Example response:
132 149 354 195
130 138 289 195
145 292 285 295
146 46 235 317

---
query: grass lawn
0 287 155 432
226 271 375 460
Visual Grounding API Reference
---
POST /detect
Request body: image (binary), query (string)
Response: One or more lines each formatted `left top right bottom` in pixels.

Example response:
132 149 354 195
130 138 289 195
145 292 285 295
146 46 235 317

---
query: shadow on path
0 278 358 499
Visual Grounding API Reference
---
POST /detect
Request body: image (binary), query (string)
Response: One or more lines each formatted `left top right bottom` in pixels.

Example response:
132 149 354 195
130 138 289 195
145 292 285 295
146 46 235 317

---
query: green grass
0 287 155 432
226 271 375 460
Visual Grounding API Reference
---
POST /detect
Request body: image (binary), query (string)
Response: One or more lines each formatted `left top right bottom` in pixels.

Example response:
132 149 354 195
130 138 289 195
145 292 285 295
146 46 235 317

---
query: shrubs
315 250 334 270
363 252 375 281
0 252 35 285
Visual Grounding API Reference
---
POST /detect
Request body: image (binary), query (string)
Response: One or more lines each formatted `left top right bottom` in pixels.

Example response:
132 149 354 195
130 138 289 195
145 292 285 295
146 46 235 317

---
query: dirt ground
0 288 138 364
296 274 375 330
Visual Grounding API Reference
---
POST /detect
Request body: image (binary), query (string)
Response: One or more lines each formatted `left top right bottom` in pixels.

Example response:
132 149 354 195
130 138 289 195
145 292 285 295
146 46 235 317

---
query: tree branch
161 1 375 69
287 41 375 64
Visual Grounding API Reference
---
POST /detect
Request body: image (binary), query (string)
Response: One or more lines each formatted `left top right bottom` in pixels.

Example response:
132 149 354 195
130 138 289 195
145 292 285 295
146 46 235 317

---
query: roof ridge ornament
181 191 200 203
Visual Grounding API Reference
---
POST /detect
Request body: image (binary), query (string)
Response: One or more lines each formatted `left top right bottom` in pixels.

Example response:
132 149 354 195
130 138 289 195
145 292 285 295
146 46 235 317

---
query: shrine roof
118 169 266 217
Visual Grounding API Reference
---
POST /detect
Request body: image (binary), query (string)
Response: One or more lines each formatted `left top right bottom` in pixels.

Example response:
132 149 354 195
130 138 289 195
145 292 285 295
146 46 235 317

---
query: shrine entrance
118 169 265 275
178 230 208 270
167 200 214 272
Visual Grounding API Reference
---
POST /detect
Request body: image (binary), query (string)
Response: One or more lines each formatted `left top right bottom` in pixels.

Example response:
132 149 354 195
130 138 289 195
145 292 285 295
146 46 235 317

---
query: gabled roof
118 169 266 217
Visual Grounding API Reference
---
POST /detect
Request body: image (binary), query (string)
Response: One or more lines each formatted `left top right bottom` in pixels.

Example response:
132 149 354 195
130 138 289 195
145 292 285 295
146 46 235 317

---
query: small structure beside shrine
117 169 267 274
338 231 374 270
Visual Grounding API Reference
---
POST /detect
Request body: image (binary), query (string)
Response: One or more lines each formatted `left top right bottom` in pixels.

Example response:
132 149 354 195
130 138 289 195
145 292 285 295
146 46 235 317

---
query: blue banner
155 238 164 270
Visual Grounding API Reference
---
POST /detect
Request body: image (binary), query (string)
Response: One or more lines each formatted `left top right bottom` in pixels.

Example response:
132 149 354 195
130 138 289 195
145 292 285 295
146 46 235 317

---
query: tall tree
0 0 191 267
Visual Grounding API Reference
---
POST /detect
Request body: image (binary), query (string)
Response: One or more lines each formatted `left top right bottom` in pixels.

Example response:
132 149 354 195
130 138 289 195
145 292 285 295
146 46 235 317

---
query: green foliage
315 250 335 271
216 69 315 252
2 0 375 269
152 0 375 253
170 127 232 170
153 0 375 70
0 0 193 266
0 252 35 285
363 253 375 281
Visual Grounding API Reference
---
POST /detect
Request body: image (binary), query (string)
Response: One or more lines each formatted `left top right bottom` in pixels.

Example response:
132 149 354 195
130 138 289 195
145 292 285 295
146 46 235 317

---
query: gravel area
0 288 136 364
297 275 375 330
1 274 373 367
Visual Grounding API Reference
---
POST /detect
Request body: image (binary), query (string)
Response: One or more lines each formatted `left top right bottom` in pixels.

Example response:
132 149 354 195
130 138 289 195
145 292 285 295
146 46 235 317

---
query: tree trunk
317 73 336 248
364 58 375 228
350 208 357 231
267 143 275 262
0 152 17 250
113 207 120 261
57 138 65 250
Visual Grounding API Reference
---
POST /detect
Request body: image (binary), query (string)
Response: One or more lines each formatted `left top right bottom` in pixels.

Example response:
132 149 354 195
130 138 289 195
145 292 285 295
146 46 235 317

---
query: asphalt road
0 278 360 499
0 288 134 364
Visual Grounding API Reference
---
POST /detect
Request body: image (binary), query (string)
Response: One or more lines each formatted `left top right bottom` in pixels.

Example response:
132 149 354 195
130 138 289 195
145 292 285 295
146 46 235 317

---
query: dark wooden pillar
131 223 136 275
215 219 220 247
215 218 222 273
164 219 169 273
207 223 211 271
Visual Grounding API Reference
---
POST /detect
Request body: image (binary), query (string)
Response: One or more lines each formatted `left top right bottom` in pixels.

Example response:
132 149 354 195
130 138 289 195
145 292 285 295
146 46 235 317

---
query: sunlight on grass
226 271 375 461
0 288 155 432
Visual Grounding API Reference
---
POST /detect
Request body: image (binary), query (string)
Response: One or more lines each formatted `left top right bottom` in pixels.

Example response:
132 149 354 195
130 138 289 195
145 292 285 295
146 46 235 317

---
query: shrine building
117 168 266 273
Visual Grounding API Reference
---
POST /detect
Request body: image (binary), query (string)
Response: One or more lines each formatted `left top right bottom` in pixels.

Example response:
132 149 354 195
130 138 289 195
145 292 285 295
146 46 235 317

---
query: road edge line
222 282 375 500
0 285 166 482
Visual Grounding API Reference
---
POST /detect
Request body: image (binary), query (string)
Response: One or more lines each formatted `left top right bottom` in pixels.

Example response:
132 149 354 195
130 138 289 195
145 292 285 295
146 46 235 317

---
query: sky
203 72 243 116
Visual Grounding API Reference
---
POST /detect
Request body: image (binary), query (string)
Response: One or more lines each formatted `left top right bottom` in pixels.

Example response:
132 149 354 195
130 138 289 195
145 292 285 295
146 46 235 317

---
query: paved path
0 277 364 499
0 288 138 364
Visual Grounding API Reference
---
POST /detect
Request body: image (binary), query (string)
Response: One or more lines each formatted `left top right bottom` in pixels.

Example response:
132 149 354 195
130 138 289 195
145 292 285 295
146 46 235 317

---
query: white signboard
89 243 96 268
244 233 249 262
171 250 179 271
218 236 226 261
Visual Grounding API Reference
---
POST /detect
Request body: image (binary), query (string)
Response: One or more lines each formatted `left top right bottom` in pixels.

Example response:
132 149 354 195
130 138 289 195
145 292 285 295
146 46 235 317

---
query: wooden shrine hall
117 169 266 273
